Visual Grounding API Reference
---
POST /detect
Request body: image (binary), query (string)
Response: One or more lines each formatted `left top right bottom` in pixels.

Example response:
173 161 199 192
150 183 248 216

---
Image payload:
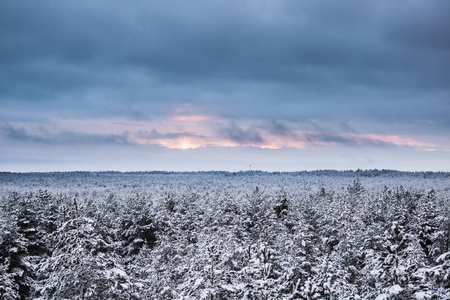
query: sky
1 0 450 172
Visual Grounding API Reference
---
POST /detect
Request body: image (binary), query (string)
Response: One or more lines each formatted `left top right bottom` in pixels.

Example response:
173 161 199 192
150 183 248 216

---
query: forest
0 170 449 299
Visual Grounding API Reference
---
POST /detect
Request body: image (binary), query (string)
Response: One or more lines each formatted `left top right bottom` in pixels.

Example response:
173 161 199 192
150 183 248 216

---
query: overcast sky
1 0 449 172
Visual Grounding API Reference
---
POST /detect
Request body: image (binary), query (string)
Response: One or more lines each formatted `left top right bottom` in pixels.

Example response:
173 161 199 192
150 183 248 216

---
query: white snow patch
106 267 127 278
221 284 237 292
375 285 404 300
194 278 203 287
375 294 388 300
415 291 432 300
389 284 403 295
437 251 450 263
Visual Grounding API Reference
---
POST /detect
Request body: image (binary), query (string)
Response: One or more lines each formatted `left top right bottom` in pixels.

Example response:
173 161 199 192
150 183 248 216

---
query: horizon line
1 169 449 175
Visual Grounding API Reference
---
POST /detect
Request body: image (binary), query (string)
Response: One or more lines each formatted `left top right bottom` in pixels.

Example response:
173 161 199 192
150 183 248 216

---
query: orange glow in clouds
49 114 437 151
153 137 207 149
146 131 436 150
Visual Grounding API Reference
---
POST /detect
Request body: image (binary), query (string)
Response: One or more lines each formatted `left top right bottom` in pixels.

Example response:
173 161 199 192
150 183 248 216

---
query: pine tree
0 212 33 300
36 201 133 299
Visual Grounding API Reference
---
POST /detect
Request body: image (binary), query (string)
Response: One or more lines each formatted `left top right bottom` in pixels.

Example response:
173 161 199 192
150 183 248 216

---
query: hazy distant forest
0 170 449 299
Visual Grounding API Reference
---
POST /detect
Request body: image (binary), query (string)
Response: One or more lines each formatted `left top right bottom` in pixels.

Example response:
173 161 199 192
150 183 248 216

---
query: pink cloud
9 115 437 151
170 115 214 122
363 134 435 148
136 129 435 150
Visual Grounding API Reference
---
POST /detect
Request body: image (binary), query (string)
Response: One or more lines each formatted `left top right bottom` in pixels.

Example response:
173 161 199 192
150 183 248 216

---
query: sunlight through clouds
1 0 449 171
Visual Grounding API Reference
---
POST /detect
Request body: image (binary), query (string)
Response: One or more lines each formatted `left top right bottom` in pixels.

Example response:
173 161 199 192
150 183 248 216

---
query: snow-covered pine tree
36 198 134 300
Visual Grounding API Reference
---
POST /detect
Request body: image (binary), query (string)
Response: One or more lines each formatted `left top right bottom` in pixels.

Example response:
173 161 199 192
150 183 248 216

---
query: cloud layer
2 1 450 122
1 0 449 171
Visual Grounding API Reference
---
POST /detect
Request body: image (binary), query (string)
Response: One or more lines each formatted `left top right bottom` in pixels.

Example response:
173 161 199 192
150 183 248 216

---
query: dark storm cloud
0 123 130 145
1 0 449 128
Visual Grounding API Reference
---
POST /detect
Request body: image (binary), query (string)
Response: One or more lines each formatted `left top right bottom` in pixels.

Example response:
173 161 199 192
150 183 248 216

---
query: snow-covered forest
1 170 449 299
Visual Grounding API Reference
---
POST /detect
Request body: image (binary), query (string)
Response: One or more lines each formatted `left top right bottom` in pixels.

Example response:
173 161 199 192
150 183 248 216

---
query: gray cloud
303 132 403 148
136 130 200 140
0 123 130 145
266 120 295 137
0 0 449 130
0 123 48 144
219 125 264 145
304 133 355 145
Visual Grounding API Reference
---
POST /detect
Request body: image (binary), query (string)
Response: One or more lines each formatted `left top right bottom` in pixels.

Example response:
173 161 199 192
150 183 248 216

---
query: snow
436 251 450 263
415 291 432 300
194 278 203 287
221 284 238 292
1 171 449 299
389 284 403 295
110 267 128 278
375 294 388 300
376 285 405 300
